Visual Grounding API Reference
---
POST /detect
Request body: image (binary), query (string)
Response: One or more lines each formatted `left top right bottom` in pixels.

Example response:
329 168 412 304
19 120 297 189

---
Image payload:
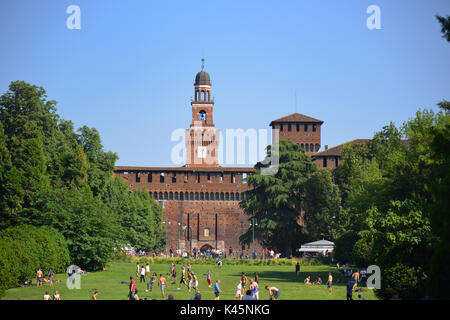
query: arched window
199 110 207 121
195 192 199 200
301 143 304 149
207 91 210 101
236 193 240 201
210 192 214 201
180 192 184 200
205 192 209 201
201 91 205 101
195 90 199 101
310 144 314 151
200 192 204 200
230 192 235 201
190 192 194 200
169 192 173 200
305 144 309 152
220 192 224 201
215 192 219 200
315 144 320 152
175 192 179 200
164 192 168 200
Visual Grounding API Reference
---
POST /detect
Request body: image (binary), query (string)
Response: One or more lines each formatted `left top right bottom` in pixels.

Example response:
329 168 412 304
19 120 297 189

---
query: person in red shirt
129 276 136 300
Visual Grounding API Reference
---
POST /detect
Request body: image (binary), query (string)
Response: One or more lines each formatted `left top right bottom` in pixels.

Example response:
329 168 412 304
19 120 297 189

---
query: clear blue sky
0 0 449 167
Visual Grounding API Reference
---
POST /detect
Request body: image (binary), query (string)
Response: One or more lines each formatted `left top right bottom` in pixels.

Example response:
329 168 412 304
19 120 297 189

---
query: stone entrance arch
200 244 213 252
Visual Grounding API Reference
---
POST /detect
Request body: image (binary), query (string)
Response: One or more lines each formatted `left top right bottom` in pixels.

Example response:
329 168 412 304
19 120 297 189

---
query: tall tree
303 169 342 241
239 140 316 257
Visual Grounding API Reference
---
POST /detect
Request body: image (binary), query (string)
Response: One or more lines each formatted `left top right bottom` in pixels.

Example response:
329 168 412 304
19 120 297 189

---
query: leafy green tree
436 15 450 41
303 169 342 241
102 178 166 251
239 140 316 257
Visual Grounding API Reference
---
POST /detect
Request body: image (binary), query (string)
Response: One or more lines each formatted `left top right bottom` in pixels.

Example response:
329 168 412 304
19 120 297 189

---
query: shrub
375 263 427 300
0 224 70 297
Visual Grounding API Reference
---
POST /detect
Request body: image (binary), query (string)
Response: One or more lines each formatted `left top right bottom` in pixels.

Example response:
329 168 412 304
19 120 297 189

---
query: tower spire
201 57 205 70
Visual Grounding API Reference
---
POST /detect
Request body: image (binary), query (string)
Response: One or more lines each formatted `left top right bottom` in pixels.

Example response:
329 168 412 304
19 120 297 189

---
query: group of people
128 262 282 300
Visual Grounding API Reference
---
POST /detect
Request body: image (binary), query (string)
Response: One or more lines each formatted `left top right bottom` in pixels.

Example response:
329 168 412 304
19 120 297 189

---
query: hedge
0 225 70 297
113 254 328 267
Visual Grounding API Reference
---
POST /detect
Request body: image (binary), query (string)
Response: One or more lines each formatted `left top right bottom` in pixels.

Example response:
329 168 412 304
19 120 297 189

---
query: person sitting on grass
314 276 322 285
53 290 61 300
43 291 51 300
304 276 311 285
92 291 98 300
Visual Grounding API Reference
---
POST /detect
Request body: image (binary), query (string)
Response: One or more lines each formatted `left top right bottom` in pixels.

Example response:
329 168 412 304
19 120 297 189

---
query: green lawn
2 262 378 300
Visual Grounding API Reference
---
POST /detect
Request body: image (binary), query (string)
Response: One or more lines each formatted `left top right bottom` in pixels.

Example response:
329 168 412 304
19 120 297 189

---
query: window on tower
199 110 207 121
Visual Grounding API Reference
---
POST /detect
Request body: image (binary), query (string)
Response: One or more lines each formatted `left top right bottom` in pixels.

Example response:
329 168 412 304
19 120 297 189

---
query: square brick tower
270 113 324 154
185 61 219 167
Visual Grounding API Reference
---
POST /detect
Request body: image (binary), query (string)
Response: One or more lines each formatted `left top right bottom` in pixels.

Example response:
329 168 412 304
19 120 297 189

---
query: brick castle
114 65 366 255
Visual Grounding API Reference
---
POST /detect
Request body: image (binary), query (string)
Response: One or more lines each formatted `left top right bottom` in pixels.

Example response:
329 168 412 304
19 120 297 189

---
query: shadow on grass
230 270 353 287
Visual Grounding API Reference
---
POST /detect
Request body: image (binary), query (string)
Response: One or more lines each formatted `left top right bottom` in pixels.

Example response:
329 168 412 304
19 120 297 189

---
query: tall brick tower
186 59 219 167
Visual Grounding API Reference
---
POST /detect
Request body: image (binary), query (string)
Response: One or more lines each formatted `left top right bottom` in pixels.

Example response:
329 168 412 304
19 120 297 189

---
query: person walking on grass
327 272 333 294
159 274 167 298
187 270 193 292
346 280 353 300
206 270 212 288
214 280 222 300
192 272 199 293
129 276 136 300
136 262 140 278
234 280 242 300
265 286 280 300
250 279 259 300
146 272 157 292
241 272 248 295
178 266 187 290
140 265 146 283
352 270 360 291
36 269 43 287
48 269 54 287
145 263 150 281
295 262 300 277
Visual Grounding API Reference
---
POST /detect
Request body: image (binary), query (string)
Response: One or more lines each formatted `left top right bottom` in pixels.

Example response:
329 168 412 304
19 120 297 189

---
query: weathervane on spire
201 57 205 70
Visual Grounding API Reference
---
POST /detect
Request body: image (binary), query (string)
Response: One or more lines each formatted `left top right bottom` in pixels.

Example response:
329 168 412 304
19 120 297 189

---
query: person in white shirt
234 280 242 300
53 291 61 300
140 266 146 283
145 263 150 281
43 291 51 300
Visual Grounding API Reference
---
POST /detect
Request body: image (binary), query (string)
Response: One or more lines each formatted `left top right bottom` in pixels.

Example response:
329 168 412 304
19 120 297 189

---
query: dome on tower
194 70 211 85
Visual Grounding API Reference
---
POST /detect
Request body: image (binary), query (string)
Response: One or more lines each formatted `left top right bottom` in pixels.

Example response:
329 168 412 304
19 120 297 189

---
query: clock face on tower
197 146 207 158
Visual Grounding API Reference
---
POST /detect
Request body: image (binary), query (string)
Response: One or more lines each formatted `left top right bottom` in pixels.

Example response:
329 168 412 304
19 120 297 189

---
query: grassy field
2 262 378 300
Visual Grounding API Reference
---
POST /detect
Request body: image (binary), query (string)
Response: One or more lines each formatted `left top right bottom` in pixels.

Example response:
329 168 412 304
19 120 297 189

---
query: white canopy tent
297 239 334 255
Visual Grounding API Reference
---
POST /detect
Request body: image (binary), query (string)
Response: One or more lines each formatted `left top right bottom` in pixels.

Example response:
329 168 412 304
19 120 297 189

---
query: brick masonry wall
115 169 262 254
